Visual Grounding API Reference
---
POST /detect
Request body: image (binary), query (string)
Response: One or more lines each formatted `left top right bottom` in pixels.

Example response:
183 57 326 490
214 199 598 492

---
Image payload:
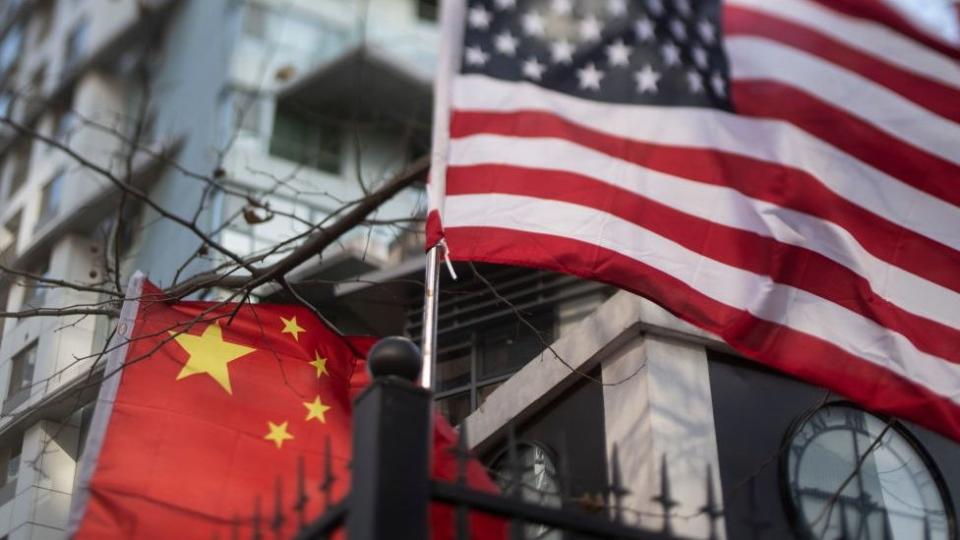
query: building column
602 334 725 539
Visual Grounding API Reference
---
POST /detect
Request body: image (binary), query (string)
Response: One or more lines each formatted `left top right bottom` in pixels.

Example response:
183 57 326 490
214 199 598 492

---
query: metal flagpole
420 245 441 389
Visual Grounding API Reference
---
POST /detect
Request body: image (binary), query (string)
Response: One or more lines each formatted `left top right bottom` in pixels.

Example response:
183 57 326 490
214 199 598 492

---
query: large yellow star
309 351 329 378
264 420 294 449
280 316 306 342
303 396 331 423
170 322 255 394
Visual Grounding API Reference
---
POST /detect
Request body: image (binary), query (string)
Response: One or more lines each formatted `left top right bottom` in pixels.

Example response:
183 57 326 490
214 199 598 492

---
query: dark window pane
436 346 470 392
478 315 553 380
417 0 438 21
436 392 470 426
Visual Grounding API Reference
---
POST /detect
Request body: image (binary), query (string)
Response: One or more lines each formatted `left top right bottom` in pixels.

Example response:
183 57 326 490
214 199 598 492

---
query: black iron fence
261 337 716 540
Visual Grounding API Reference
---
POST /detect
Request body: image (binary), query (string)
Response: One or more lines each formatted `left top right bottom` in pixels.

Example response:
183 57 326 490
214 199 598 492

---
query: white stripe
450 75 960 252
449 135 960 329
444 193 960 403
428 0 466 216
726 0 960 91
727 36 960 166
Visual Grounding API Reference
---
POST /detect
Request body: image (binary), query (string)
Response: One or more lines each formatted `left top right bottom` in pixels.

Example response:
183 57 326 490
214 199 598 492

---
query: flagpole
420 245 441 390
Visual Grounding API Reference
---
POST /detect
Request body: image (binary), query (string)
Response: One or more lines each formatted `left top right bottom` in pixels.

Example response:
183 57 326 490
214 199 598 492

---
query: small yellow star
280 316 306 342
303 396 331 423
309 351 329 377
264 421 294 449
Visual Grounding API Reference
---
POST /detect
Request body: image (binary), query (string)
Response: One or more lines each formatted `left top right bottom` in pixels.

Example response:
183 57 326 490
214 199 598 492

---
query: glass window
242 3 268 40
63 20 88 72
7 138 32 198
479 315 553 379
436 392 470 427
20 258 49 310
0 211 21 260
4 343 36 412
269 106 341 174
35 169 64 230
417 0 439 21
0 432 23 505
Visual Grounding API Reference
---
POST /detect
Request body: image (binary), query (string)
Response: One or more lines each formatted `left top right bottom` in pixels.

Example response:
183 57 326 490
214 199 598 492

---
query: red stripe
725 6 960 123
806 0 960 62
730 79 960 209
443 226 960 442
447 164 960 364
449 110 960 293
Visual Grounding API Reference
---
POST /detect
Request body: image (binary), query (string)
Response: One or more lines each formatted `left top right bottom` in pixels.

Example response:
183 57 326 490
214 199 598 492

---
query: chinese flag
69 275 502 539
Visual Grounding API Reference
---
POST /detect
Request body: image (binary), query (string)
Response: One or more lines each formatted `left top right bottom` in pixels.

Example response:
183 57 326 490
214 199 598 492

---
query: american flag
426 0 960 441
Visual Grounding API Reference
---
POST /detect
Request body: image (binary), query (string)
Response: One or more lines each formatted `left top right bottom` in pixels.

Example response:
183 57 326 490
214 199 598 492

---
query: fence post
346 337 431 540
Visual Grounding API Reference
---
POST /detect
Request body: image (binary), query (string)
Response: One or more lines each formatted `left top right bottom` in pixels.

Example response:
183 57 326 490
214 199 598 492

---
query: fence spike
252 496 262 540
295 455 308 529
651 454 678 535
922 514 932 540
836 498 849 540
742 476 771 540
699 464 722 540
506 422 525 540
609 444 629 524
271 476 285 538
454 424 471 540
321 436 335 510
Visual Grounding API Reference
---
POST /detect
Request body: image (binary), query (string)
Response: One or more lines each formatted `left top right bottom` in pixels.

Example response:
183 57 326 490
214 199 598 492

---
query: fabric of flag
69 274 503 539
427 0 960 441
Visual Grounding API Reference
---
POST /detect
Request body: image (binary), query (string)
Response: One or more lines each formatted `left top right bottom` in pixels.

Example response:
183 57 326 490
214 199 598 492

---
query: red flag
69 274 503 538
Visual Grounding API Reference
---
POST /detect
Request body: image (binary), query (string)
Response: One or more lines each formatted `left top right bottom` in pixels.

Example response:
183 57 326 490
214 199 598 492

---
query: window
51 87 76 143
3 343 36 413
0 25 23 76
242 3 268 40
417 0 439 21
20 258 49 310
6 138 32 198
269 105 341 173
63 20 88 72
230 89 262 136
30 63 46 93
0 210 22 261
0 433 23 505
35 169 64 230
32 0 54 45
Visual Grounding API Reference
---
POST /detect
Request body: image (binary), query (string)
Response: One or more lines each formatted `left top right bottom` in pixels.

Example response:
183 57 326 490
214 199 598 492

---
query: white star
522 56 546 81
635 17 656 42
605 39 632 67
687 69 704 93
467 5 492 29
494 31 519 56
522 11 546 37
692 46 708 69
607 0 628 16
660 41 681 67
550 39 575 64
551 0 573 16
675 0 692 18
646 0 664 17
634 64 661 93
711 72 727 97
494 0 516 10
579 15 604 42
465 45 490 66
698 20 716 44
577 62 605 91
669 18 687 41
